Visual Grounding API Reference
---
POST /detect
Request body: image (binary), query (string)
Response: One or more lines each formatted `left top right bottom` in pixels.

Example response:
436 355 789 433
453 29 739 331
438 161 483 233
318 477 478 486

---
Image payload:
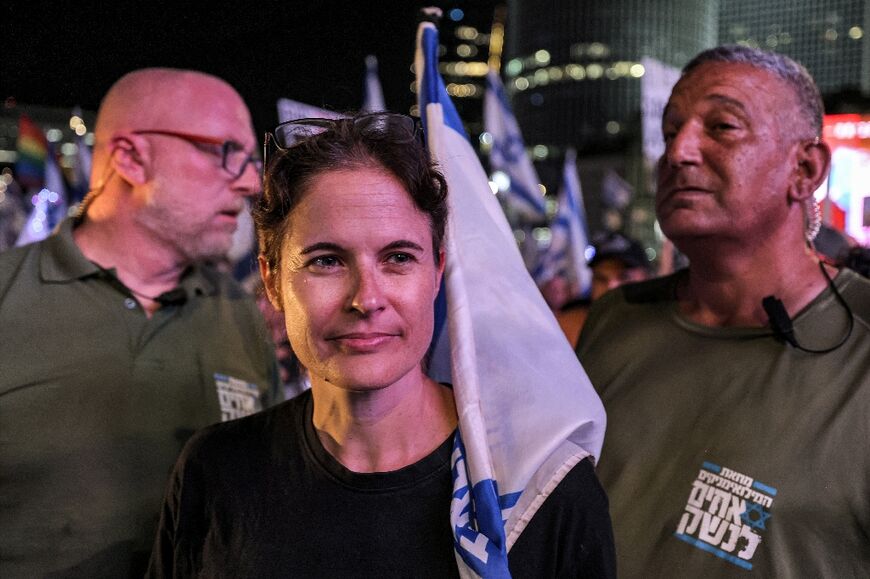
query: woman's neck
310 370 457 473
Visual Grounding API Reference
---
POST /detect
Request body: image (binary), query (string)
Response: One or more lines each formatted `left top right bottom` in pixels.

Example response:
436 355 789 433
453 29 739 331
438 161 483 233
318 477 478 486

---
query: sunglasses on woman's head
262 112 423 177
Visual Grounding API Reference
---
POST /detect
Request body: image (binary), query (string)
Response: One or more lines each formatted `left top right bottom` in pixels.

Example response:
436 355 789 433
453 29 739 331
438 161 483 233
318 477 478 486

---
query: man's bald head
79 67 261 265
94 68 250 136
91 68 254 184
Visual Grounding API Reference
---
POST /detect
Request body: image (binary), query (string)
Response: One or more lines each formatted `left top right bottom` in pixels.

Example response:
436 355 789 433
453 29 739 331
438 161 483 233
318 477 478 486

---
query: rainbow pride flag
16 115 48 190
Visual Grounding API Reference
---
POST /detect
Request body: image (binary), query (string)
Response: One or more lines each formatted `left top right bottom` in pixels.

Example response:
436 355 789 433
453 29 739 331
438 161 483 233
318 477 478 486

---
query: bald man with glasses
0 68 282 578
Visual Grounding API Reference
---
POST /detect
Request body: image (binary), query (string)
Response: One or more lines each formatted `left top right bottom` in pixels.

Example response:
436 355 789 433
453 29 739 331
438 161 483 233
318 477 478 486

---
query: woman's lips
330 332 399 352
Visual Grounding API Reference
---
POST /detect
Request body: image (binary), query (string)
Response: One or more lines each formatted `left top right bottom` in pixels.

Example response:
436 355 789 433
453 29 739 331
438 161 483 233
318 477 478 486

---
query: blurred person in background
588 233 654 301
556 232 653 347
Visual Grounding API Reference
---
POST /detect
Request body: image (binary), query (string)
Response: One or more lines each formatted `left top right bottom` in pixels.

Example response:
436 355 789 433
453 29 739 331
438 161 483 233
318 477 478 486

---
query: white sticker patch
214 373 262 421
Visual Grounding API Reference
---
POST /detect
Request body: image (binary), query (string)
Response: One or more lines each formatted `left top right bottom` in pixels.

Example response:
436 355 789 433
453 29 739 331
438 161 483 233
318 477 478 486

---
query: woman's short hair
254 113 448 272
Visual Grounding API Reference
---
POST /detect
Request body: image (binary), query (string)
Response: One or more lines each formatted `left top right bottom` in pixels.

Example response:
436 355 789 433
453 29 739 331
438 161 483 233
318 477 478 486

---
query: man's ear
258 254 283 312
108 134 149 186
789 139 831 202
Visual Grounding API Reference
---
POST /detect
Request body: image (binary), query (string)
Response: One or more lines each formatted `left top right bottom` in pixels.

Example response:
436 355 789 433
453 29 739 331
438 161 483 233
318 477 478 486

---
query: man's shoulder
619 272 680 304
590 272 678 312
0 240 41 272
581 273 677 337
0 241 45 300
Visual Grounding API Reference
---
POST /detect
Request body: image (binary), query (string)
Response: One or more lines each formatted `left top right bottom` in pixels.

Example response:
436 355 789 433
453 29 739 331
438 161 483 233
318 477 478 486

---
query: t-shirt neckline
299 391 455 492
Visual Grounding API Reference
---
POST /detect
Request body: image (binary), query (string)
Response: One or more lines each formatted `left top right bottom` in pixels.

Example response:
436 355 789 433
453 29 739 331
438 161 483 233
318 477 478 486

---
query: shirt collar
39 218 100 282
39 217 217 297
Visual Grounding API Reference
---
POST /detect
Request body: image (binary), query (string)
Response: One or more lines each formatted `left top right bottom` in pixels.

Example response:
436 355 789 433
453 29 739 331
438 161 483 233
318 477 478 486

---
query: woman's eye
386 252 414 265
309 255 340 269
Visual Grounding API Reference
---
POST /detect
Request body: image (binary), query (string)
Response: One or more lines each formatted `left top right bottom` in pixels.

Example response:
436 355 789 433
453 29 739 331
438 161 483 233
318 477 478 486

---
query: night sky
2 1 495 135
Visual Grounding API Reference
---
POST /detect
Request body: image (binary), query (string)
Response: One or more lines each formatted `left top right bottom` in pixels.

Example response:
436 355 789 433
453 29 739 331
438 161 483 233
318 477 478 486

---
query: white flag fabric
640 57 681 169
483 70 547 222
276 98 342 123
416 13 606 579
362 55 386 112
16 144 68 247
535 149 592 296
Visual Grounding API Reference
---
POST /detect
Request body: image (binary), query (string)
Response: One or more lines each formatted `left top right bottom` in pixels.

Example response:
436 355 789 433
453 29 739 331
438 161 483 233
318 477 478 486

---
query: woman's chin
316 365 415 394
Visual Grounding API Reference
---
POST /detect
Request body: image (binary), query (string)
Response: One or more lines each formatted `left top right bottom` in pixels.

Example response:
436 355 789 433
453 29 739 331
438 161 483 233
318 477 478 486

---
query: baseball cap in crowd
588 233 651 271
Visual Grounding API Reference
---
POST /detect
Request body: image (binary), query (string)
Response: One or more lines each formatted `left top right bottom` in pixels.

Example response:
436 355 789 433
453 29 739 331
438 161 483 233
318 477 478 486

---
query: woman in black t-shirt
148 113 615 578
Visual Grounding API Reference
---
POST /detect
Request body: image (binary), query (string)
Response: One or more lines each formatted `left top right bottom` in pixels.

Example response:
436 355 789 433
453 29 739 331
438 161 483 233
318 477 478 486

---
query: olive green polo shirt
0 219 282 578
577 269 870 577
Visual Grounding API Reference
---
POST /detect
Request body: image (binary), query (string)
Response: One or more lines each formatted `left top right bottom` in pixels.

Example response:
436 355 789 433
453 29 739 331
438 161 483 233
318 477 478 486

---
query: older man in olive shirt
0 68 281 578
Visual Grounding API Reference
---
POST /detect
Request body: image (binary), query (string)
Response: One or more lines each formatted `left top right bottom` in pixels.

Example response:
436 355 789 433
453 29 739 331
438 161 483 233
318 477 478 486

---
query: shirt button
124 297 138 310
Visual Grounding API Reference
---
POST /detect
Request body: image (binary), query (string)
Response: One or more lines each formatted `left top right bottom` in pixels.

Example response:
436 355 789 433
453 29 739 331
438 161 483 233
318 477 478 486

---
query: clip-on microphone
761 296 798 347
760 262 854 354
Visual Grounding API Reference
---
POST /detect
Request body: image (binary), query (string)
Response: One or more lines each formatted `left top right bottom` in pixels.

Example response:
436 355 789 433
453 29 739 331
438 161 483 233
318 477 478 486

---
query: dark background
2 1 497 135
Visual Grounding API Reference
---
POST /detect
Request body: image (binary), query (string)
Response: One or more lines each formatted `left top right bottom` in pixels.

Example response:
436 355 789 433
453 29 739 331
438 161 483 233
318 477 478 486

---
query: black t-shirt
148 390 615 578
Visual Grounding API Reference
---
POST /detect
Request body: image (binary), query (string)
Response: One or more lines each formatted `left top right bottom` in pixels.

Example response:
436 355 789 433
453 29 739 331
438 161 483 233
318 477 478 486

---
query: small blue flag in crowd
534 149 592 298
416 9 606 578
362 55 386 113
483 70 547 222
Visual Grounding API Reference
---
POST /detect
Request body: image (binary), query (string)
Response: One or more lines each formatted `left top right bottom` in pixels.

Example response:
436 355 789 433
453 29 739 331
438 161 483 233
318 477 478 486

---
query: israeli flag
16 144 68 247
484 70 547 222
362 55 386 113
535 149 592 297
415 12 606 579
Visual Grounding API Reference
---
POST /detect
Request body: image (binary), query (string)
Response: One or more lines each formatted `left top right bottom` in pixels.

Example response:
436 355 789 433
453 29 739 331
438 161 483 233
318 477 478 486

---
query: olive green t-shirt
577 268 870 578
0 219 282 578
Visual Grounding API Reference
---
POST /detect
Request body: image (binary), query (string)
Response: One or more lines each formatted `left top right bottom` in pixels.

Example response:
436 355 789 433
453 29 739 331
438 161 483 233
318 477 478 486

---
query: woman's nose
349 267 387 315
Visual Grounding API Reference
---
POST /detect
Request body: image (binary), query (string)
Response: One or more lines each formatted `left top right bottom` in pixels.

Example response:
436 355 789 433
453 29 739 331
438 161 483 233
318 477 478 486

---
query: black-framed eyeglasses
132 129 262 180
263 113 423 174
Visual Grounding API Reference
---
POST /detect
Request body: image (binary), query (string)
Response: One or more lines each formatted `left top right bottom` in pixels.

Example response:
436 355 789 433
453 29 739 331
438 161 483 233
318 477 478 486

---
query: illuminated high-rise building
504 0 717 156
719 0 869 95
502 0 717 242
